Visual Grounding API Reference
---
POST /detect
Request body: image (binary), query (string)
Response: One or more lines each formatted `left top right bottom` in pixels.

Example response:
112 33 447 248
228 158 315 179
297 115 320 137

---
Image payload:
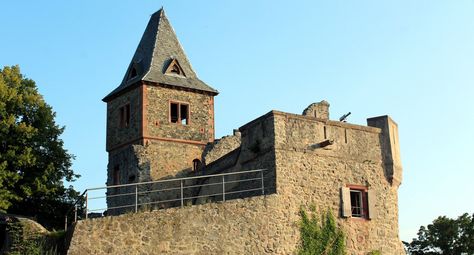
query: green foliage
5 220 64 255
0 65 80 229
298 206 346 255
404 212 474 255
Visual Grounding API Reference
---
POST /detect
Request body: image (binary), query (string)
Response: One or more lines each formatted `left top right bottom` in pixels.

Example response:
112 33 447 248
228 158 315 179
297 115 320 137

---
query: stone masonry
74 7 406 255
69 107 405 254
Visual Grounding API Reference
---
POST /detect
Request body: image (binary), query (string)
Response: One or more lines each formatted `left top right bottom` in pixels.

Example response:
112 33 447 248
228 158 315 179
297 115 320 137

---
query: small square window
169 102 189 125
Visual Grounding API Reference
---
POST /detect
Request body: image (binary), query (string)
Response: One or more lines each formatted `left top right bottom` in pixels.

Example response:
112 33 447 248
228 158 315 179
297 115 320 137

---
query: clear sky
1 0 473 242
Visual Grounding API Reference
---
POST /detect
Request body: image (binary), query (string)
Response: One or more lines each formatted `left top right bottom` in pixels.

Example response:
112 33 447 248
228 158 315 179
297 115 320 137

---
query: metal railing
65 169 266 230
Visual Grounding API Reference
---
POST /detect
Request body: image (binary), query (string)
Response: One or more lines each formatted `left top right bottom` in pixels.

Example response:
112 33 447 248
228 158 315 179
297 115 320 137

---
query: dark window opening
170 102 189 125
350 189 367 218
119 104 131 128
170 103 179 123
323 126 327 139
171 64 180 74
180 104 188 125
129 66 138 80
344 129 348 143
192 159 201 172
113 165 120 185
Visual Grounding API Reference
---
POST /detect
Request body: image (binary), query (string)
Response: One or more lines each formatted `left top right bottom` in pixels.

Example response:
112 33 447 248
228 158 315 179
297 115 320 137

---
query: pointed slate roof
103 8 218 102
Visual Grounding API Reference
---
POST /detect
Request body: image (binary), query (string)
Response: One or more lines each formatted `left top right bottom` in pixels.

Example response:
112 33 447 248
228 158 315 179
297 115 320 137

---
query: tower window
119 104 131 128
192 159 201 172
164 58 186 77
171 64 180 75
129 66 138 80
170 102 189 125
113 165 120 185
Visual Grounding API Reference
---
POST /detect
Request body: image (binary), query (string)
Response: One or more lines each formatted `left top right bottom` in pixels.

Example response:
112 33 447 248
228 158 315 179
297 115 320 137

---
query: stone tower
103 8 218 189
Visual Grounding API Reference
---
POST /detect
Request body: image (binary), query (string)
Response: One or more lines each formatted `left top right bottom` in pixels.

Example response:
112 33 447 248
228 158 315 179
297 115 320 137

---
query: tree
404 213 474 255
298 206 346 255
0 65 79 229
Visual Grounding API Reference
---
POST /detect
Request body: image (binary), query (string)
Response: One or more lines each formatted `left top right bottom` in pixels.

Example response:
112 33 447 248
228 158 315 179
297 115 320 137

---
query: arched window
192 159 201 172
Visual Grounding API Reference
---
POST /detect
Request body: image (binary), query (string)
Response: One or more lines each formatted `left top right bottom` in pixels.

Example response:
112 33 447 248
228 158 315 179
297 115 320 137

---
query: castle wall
144 85 214 143
68 195 296 255
75 110 404 254
272 111 405 254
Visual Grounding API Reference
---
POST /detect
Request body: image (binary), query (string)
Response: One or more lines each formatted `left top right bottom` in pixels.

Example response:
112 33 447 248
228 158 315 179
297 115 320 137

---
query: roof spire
103 9 218 102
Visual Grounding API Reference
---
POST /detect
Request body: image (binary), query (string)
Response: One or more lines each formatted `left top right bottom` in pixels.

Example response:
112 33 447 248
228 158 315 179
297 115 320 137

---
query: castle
68 9 405 254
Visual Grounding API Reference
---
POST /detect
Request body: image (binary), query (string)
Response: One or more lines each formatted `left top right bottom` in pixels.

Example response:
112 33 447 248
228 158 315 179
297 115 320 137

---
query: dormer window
165 58 185 77
130 66 138 79
127 62 140 81
171 64 181 75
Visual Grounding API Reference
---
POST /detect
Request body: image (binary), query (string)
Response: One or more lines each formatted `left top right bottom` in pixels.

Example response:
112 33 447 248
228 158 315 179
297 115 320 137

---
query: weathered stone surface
75 107 404 254
202 129 241 165
302 100 330 120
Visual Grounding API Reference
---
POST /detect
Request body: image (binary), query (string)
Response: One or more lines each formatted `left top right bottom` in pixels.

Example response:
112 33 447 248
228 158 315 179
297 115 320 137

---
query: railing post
135 184 138 213
222 175 226 202
85 191 88 220
180 180 184 207
261 170 265 195
65 216 68 231
74 205 78 222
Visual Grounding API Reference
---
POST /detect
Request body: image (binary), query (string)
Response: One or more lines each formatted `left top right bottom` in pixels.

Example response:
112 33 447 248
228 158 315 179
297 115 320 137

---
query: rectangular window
180 104 188 125
113 165 120 185
119 104 131 128
341 186 374 219
170 103 179 123
350 190 364 217
169 102 189 125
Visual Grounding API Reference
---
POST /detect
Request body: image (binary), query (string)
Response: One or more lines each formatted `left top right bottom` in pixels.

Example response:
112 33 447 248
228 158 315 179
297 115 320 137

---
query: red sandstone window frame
347 184 369 220
169 100 190 125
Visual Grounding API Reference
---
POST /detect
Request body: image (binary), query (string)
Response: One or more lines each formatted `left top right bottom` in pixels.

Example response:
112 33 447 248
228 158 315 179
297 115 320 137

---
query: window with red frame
170 102 189 125
341 186 376 219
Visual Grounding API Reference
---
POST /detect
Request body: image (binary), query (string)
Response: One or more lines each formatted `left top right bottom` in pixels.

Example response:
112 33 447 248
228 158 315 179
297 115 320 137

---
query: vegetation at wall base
5 220 65 255
404 212 474 255
298 206 346 255
0 65 80 230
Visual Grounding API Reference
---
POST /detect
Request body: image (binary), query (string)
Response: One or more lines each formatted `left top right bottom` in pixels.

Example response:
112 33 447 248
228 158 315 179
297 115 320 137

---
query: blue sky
1 0 473 242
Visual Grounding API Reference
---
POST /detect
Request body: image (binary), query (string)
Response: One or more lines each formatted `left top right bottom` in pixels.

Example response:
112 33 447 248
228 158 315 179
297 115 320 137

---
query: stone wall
106 88 142 151
202 130 241 165
135 140 204 180
84 107 404 254
272 111 404 254
145 85 214 143
68 195 299 255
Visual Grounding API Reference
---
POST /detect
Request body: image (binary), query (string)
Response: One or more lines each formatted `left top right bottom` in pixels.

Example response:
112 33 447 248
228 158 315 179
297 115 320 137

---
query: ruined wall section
106 88 142 151
202 130 241 166
145 85 214 143
272 111 405 254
